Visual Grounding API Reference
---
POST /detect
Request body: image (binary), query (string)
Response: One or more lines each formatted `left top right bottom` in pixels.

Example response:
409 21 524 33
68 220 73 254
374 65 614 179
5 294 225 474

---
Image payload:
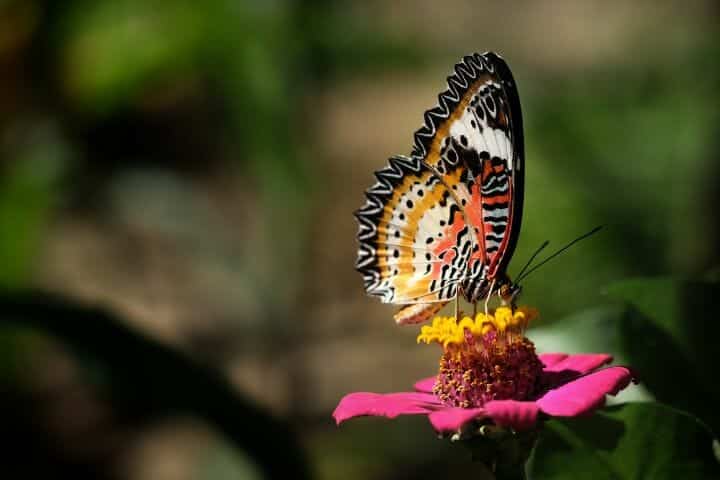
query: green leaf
530 305 625 356
606 277 720 433
606 278 685 346
529 403 720 479
529 305 652 403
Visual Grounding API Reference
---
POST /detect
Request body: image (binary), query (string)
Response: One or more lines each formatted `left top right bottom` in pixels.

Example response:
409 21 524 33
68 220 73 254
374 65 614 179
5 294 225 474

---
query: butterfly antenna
516 226 604 283
514 240 550 281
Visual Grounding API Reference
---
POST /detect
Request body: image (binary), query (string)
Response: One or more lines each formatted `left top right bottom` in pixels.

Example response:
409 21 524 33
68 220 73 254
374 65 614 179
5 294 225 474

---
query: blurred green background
1 0 718 479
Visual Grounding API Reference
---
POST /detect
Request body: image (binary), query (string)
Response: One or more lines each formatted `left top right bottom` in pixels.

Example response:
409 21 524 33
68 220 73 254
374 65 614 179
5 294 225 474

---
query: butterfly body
356 52 524 323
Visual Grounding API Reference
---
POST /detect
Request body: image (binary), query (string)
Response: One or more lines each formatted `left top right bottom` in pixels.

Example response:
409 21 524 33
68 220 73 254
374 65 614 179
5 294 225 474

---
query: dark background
0 1 718 478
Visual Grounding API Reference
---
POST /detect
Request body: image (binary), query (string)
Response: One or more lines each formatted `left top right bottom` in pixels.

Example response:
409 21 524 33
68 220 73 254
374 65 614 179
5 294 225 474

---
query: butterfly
355 52 525 324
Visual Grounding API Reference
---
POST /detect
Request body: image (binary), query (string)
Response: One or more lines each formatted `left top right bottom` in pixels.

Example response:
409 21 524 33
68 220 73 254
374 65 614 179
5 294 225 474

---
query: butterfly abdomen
394 302 447 325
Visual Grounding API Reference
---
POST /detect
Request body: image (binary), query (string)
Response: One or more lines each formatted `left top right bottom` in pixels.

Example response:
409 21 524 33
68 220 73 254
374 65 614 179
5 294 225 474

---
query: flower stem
464 426 536 480
494 463 527 480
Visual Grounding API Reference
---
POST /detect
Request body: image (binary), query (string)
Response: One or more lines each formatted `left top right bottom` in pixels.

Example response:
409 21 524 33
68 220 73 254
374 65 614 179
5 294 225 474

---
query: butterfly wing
356 155 475 304
411 52 524 300
355 52 524 307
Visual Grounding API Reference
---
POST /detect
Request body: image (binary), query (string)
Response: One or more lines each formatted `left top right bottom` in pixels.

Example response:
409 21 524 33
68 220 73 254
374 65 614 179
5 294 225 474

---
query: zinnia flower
333 307 635 434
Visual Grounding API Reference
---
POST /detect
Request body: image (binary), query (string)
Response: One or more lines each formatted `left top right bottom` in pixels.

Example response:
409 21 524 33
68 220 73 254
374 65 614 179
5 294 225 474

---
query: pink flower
333 308 635 434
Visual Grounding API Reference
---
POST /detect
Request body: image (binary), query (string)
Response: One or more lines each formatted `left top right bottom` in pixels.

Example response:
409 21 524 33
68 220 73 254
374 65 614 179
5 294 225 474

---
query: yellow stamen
416 306 538 346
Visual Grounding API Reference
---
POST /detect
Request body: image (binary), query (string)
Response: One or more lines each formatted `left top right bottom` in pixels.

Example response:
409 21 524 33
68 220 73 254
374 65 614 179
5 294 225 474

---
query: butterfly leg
483 278 496 316
454 291 460 319
472 302 477 318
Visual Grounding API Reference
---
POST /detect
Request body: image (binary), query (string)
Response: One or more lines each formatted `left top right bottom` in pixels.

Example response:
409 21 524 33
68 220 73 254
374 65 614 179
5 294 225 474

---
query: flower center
417 307 544 409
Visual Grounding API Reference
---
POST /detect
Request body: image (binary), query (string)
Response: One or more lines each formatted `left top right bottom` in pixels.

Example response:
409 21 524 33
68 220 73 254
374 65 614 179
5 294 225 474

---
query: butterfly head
498 275 522 308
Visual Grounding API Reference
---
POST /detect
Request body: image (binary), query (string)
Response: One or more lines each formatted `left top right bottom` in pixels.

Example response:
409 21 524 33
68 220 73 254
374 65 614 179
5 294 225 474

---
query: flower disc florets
417 307 544 408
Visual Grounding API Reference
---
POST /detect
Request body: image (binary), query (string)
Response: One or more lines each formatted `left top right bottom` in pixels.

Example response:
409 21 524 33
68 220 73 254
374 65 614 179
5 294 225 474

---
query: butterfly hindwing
355 156 475 304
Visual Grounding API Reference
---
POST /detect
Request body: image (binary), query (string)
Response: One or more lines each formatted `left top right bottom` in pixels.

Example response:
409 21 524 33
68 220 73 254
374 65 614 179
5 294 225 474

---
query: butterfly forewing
356 52 524 309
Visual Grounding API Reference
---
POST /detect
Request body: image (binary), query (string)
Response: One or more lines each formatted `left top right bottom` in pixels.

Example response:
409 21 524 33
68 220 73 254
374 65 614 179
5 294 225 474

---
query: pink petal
428 407 485 433
413 376 436 393
333 392 441 425
538 353 569 368
541 353 613 387
536 366 634 417
543 353 613 374
483 400 540 431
